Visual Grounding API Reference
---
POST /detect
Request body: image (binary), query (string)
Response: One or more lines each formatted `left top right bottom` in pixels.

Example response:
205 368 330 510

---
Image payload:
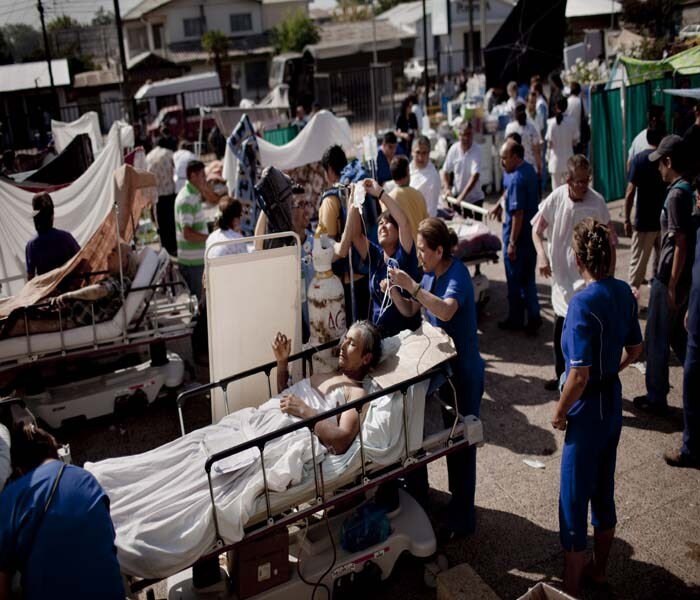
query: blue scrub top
561 277 642 416
369 240 421 336
376 149 392 185
503 161 539 248
0 460 124 600
422 257 484 411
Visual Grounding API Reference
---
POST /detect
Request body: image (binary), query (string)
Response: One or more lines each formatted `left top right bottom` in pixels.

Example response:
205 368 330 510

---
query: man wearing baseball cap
25 193 80 281
634 135 696 416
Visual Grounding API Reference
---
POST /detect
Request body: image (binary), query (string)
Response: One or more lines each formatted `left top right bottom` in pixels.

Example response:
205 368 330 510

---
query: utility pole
37 0 56 110
113 0 130 116
421 0 429 109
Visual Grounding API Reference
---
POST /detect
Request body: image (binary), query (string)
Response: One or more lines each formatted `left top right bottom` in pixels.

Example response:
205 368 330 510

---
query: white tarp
663 88 700 100
0 125 123 298
223 110 354 194
51 111 104 154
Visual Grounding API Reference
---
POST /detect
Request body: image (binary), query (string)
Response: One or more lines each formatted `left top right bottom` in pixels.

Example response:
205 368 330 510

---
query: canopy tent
483 0 567 89
0 124 123 299
663 87 700 100
607 45 700 89
19 134 94 187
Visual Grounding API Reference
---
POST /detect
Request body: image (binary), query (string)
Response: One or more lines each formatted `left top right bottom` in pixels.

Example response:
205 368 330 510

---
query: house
122 0 309 100
680 0 700 26
0 59 71 149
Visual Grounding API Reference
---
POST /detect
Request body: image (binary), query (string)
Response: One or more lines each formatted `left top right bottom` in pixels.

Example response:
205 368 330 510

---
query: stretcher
443 196 501 309
0 247 197 371
86 324 484 599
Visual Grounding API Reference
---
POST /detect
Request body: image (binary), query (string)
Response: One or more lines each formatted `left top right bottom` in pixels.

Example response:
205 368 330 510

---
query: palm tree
202 30 230 99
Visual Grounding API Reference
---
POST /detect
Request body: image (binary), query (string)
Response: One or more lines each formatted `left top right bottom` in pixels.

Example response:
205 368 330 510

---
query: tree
202 30 230 97
336 0 371 21
620 0 679 39
1 24 42 62
271 10 320 54
47 15 82 33
0 29 13 65
92 7 115 26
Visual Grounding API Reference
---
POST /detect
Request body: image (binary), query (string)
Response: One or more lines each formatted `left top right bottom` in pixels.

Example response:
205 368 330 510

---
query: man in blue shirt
25 192 80 280
497 139 542 334
0 424 124 599
376 131 398 186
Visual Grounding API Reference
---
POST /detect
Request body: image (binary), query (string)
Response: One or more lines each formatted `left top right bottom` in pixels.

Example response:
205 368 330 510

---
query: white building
122 0 309 99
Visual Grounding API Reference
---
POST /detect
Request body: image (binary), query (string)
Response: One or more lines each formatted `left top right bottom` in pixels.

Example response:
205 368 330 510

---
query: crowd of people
0 74 699 600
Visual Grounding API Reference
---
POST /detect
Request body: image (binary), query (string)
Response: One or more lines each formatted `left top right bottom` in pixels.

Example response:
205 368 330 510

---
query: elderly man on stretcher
85 320 390 579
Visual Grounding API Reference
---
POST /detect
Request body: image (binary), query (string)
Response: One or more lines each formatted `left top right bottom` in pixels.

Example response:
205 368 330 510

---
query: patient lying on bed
85 321 384 579
0 243 137 339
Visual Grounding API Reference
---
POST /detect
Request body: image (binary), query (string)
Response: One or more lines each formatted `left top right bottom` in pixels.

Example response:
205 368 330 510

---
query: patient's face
338 326 369 372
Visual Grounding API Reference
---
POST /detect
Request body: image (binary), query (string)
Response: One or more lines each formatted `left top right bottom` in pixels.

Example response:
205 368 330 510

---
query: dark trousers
553 315 566 379
682 342 700 459
504 248 540 327
156 193 177 256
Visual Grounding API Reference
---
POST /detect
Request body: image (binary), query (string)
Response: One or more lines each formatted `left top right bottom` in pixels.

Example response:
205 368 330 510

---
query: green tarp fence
591 73 700 202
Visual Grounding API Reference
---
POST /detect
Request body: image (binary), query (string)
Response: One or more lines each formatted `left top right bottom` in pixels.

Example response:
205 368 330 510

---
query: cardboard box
517 582 577 600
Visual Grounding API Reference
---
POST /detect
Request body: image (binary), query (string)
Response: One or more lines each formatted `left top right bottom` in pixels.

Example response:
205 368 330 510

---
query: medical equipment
307 225 346 373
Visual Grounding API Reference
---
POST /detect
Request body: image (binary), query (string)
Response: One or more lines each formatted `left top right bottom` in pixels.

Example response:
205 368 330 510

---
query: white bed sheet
0 247 161 362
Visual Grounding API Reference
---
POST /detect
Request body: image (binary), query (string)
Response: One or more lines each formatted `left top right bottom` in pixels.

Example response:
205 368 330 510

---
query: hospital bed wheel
423 553 449 588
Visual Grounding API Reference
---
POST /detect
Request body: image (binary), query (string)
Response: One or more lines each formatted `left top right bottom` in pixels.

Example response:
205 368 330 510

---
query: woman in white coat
546 97 579 189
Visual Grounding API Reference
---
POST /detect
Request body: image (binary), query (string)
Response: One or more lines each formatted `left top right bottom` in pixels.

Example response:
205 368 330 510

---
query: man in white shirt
441 122 485 219
146 138 176 255
627 104 666 167
505 80 525 115
532 154 617 390
410 135 440 217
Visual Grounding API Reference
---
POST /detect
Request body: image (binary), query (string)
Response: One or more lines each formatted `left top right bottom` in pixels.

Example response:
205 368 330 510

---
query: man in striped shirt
175 160 209 301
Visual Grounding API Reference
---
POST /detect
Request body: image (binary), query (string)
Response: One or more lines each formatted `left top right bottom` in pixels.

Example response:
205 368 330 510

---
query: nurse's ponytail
417 217 459 257
573 218 611 281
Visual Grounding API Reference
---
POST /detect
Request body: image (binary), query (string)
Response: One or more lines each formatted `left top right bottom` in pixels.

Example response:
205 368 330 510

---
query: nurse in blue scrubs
551 218 643 596
388 217 485 537
336 179 421 337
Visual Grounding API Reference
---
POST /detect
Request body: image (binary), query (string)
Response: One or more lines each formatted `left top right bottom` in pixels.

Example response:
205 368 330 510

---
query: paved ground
61 200 700 599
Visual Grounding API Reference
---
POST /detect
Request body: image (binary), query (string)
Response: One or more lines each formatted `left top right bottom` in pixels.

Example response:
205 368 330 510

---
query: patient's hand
280 394 315 420
272 332 291 363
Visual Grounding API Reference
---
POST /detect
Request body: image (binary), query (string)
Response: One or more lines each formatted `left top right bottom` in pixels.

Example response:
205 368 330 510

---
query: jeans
553 315 566 379
504 247 540 327
180 263 205 303
682 343 700 459
644 279 688 408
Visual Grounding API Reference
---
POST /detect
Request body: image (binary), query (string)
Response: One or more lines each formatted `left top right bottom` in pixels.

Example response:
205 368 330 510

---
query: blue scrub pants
559 391 621 551
504 246 541 327
644 279 688 408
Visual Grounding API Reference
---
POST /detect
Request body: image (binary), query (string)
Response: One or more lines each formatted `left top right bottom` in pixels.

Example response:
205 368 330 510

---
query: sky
0 0 142 28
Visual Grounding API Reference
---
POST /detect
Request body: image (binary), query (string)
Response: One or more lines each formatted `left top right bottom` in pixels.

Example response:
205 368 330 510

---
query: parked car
679 23 700 39
403 58 437 83
147 106 215 143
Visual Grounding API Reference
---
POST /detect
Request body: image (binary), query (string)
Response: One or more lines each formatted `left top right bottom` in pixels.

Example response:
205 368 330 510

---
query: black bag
255 166 294 248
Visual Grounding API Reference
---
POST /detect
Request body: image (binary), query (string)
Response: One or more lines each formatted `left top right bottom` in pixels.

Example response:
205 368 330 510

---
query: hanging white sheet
223 110 354 194
51 111 104 154
0 125 122 298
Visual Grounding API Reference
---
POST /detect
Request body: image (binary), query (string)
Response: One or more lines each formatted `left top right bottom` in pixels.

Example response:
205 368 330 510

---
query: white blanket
86 378 402 579
0 125 122 298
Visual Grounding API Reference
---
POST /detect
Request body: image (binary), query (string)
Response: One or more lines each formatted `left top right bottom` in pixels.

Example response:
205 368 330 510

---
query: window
152 24 164 49
230 13 252 33
127 26 148 56
184 17 204 38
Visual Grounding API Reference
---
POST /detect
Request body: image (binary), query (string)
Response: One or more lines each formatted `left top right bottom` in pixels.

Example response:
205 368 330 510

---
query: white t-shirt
205 228 247 258
173 149 198 193
565 95 582 133
410 160 441 217
531 185 612 317
0 423 10 491
627 128 652 162
505 119 542 168
545 115 579 175
442 142 485 203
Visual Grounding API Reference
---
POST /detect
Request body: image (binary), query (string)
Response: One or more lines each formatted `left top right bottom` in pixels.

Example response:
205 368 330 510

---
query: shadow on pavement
621 398 684 434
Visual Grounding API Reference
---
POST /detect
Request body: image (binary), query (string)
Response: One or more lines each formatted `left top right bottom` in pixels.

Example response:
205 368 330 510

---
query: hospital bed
443 196 501 308
91 325 484 599
0 246 198 427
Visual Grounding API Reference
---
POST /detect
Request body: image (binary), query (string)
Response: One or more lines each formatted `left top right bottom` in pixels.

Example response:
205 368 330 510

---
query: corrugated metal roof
0 59 70 93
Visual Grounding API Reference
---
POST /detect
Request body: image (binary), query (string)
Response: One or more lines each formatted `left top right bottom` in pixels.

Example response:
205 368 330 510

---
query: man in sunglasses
532 155 616 391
